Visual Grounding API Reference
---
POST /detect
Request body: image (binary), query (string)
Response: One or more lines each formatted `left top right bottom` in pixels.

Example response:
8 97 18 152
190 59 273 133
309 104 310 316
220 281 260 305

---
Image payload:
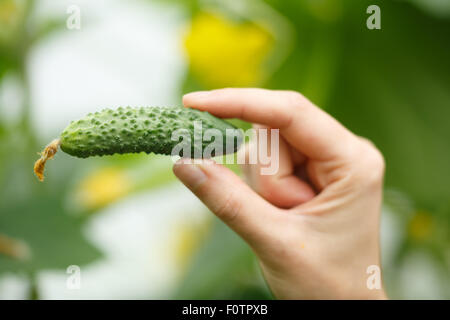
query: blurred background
0 0 449 299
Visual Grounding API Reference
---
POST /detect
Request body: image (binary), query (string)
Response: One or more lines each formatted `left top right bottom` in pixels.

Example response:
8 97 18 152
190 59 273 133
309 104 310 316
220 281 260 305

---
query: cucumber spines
59 106 241 158
34 106 243 181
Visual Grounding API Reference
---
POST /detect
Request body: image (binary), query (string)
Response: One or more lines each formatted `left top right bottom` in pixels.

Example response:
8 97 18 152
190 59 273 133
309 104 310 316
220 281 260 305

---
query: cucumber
34 106 243 181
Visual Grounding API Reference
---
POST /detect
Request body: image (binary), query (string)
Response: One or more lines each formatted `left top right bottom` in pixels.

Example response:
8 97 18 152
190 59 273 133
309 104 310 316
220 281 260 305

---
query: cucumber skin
60 106 242 158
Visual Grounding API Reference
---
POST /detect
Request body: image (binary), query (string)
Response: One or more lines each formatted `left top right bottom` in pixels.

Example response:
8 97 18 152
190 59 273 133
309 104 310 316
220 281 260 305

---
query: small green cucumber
34 106 242 181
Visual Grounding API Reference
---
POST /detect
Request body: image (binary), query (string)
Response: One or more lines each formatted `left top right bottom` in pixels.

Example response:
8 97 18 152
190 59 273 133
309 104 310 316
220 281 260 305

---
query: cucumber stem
34 138 61 181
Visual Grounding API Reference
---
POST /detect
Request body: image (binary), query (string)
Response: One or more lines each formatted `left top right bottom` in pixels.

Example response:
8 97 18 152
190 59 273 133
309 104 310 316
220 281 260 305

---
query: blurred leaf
0 191 101 274
0 132 101 277
326 0 450 210
68 154 177 213
175 217 270 299
30 18 66 46
405 0 450 17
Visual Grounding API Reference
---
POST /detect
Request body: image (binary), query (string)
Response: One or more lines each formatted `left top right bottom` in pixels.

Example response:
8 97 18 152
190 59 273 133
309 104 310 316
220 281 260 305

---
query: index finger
183 88 356 161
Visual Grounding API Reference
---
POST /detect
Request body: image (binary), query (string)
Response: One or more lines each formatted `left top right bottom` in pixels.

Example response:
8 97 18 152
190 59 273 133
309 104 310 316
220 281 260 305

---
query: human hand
173 88 387 299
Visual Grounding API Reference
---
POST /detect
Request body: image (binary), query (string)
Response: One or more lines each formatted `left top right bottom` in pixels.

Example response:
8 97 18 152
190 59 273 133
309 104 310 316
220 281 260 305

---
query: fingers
240 125 315 208
183 88 356 161
172 159 279 245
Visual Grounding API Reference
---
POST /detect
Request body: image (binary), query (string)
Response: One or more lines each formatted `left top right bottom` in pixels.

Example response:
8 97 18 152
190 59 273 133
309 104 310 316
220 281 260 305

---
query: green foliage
0 0 102 297
175 218 271 299
0 192 102 274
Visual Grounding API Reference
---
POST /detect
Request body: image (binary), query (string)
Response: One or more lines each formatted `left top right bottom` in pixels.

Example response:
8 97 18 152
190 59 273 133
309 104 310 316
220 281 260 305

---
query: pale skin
173 88 387 299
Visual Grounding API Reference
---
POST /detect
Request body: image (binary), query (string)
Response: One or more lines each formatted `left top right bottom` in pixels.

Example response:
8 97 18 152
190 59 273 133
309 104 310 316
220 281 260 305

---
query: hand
173 88 387 299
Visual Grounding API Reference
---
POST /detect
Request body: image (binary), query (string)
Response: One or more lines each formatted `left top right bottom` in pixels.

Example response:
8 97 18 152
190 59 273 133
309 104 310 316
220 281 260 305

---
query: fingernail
174 160 207 189
183 91 210 101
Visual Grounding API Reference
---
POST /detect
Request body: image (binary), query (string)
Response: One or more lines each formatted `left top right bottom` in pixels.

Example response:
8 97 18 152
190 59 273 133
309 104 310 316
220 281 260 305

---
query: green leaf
0 191 101 274
174 217 270 299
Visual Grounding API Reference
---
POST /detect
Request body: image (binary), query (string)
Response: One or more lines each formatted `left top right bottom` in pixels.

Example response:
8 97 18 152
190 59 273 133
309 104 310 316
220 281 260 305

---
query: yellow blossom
184 12 273 88
75 167 131 210
171 218 211 272
0 0 22 43
0 233 31 261
408 211 433 241
305 0 343 22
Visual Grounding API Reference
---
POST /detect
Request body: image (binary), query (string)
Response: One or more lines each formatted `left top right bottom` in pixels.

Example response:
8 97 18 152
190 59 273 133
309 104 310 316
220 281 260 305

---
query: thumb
173 159 277 245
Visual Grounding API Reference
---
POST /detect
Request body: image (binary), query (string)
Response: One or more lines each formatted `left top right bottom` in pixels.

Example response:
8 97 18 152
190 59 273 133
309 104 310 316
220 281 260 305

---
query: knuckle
277 90 311 128
352 139 385 186
283 90 308 109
